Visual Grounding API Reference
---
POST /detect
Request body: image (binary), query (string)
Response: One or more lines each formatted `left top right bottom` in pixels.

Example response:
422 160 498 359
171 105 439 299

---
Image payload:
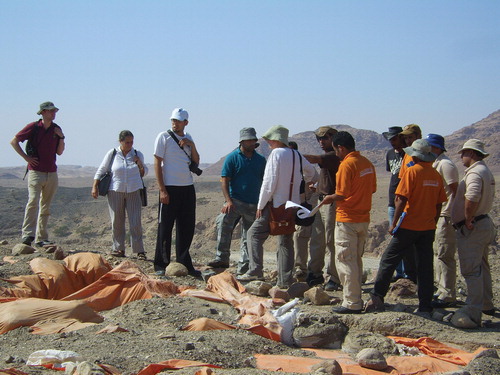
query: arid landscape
0 110 499 375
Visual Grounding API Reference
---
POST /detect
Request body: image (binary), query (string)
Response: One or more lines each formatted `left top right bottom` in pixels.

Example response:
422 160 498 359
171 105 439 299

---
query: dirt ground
0 175 499 375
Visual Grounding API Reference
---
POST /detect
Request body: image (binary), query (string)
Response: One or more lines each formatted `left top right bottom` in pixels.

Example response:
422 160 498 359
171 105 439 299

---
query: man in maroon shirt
10 102 65 247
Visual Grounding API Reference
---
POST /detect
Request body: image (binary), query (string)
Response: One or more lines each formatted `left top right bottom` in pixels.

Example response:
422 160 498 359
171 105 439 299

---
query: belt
452 214 488 230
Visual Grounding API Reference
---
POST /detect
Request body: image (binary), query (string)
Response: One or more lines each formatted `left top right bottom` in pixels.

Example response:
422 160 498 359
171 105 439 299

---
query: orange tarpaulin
136 360 221 375
0 298 103 334
206 271 282 342
255 338 484 375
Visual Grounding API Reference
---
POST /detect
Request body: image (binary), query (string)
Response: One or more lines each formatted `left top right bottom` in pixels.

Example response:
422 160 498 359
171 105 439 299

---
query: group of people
11 102 496 319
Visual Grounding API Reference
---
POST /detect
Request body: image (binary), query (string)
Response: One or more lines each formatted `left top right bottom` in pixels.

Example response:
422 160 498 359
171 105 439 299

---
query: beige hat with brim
458 139 489 157
262 125 289 146
37 101 59 115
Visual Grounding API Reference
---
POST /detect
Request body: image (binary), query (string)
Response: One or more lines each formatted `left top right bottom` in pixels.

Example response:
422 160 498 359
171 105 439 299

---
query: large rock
451 306 482 328
304 287 331 305
465 355 500 375
12 243 35 255
165 262 188 277
356 348 388 371
342 331 397 356
269 286 290 302
387 278 417 298
293 313 347 349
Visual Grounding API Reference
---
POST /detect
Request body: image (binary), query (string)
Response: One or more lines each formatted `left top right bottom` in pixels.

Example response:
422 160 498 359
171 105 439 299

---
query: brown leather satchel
268 149 297 236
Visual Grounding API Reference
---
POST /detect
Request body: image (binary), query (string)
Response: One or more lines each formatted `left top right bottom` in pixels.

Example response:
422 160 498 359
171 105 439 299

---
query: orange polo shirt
396 161 448 231
398 153 414 179
335 151 377 223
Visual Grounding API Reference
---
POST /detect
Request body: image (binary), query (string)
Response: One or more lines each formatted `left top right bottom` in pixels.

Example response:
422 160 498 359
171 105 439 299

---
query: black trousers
154 185 196 272
372 228 435 312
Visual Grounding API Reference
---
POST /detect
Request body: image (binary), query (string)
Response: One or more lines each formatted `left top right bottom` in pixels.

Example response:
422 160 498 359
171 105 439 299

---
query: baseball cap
170 108 189 121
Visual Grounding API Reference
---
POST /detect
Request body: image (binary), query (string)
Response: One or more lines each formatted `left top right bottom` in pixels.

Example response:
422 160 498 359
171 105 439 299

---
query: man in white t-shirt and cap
153 107 201 278
451 139 496 319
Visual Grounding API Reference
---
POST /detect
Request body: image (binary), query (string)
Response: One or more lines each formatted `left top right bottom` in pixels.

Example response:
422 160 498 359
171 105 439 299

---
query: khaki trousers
433 216 457 301
456 217 495 312
335 221 368 310
22 171 58 241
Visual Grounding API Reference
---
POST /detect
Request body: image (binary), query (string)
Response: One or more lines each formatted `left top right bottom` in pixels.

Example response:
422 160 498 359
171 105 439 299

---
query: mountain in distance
203 109 500 176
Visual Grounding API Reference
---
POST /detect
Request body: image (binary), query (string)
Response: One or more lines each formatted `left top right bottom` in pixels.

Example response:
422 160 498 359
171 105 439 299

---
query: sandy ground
0 174 499 374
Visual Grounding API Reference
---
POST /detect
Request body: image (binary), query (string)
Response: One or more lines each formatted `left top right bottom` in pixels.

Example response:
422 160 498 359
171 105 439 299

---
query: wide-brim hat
239 127 258 142
37 101 59 115
382 126 403 141
403 139 436 162
458 139 489 157
262 125 289 146
426 133 447 151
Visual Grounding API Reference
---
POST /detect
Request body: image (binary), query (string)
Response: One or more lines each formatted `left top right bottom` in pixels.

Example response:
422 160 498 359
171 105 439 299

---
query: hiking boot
482 309 496 316
306 272 324 287
294 269 307 282
324 280 342 291
22 236 35 246
188 269 202 278
333 306 362 315
207 260 230 268
431 298 456 308
364 294 385 313
36 240 55 247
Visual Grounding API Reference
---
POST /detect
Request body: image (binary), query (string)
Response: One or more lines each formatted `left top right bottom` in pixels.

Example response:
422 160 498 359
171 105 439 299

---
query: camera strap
167 129 193 162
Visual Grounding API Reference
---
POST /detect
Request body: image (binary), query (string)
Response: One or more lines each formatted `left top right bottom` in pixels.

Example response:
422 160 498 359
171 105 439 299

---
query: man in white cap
366 139 447 315
238 125 317 288
207 127 266 274
153 108 201 278
10 101 65 247
452 139 496 318
426 134 459 308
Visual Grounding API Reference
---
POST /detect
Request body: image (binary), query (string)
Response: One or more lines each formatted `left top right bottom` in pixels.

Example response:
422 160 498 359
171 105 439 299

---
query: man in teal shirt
208 127 266 274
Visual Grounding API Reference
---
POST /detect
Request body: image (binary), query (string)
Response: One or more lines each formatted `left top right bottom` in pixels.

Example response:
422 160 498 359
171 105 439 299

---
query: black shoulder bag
134 150 147 206
97 149 117 196
167 130 202 176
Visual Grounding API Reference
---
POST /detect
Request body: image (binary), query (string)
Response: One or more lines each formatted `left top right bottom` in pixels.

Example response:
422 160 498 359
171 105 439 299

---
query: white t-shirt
154 130 194 186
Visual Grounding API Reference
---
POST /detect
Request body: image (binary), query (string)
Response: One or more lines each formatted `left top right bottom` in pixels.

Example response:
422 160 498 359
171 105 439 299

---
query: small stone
185 343 195 350
53 247 66 260
209 308 218 314
356 348 388 370
4 355 15 364
165 262 188 277
12 243 35 255
0 240 8 245
432 311 445 321
310 359 342 374
76 361 105 375
287 282 310 299
304 287 331 305
473 348 499 360
451 306 482 329
268 286 290 302
244 281 273 296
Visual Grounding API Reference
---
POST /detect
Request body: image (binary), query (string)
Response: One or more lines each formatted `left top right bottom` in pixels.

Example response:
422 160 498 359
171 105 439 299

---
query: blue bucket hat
426 133 446 152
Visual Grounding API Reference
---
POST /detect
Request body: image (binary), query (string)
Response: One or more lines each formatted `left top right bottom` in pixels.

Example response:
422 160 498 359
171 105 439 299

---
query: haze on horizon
2 1 499 168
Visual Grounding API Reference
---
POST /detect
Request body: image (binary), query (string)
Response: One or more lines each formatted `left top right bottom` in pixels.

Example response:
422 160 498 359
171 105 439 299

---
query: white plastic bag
27 349 84 369
272 298 300 346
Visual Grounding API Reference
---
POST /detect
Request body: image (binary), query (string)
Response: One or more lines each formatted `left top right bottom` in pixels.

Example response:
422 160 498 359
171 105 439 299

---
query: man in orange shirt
322 131 377 314
366 139 447 314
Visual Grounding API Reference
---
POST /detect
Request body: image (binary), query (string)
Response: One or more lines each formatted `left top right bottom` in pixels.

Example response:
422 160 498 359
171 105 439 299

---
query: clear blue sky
2 0 499 168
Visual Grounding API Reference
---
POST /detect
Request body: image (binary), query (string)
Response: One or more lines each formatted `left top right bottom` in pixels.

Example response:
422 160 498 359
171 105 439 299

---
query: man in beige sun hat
451 139 496 318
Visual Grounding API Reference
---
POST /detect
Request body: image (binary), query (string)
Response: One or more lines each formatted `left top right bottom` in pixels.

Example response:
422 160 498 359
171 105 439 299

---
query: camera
189 161 203 176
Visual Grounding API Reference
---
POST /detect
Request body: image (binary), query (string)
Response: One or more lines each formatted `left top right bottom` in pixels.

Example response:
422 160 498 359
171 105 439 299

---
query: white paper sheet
285 201 322 218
